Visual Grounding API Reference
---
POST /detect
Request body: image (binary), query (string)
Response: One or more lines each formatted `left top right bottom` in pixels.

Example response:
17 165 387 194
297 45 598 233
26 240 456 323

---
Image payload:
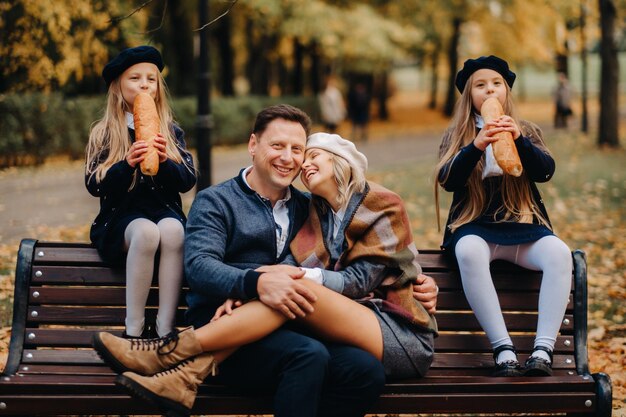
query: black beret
455 55 516 93
102 45 164 86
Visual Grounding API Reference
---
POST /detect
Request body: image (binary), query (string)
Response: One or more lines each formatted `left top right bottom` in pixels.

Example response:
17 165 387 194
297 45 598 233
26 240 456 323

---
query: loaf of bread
133 92 160 176
480 97 523 177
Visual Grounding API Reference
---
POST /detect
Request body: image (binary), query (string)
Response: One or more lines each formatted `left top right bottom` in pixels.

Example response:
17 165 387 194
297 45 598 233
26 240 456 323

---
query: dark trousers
213 327 385 417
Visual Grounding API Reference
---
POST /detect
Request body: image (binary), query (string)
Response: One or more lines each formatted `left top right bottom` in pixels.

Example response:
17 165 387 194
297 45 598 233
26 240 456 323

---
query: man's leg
317 343 386 417
215 327 329 417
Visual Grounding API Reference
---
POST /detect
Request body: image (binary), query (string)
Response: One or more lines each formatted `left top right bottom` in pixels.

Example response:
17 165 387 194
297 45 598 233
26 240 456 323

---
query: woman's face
470 68 507 112
301 148 338 203
119 62 159 111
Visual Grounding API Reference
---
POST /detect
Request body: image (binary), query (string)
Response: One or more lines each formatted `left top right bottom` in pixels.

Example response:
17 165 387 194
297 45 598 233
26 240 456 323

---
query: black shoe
492 344 523 377
524 346 553 376
122 324 157 340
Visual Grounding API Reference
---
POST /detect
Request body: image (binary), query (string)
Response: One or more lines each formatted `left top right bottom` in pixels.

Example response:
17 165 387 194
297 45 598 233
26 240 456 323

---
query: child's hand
126 141 148 167
490 116 521 140
153 133 168 163
473 124 500 151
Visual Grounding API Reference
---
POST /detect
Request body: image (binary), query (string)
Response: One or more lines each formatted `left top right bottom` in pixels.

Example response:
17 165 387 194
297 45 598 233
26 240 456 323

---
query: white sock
495 349 517 364
531 349 552 363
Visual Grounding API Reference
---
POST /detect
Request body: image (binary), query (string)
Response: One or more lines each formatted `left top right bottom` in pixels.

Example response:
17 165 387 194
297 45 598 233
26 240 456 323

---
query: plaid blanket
290 182 437 331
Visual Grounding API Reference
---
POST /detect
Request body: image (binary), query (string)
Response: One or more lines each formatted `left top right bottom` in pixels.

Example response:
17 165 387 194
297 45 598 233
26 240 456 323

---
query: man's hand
256 264 303 276
257 269 317 319
413 273 438 314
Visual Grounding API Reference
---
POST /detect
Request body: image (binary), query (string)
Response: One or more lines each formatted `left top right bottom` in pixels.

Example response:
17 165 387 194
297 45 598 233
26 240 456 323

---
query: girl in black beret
85 46 196 338
434 56 571 377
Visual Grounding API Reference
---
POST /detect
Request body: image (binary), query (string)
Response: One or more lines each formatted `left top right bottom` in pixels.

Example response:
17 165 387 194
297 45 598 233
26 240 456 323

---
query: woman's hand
125 141 148 167
211 298 244 322
153 133 168 163
412 274 438 314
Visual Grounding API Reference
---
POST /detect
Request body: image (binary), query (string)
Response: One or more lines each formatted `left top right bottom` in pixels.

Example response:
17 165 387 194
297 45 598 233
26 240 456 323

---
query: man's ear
248 133 257 158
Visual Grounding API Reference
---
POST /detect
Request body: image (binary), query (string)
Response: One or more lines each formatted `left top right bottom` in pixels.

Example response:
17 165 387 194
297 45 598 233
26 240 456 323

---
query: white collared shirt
241 166 292 257
126 112 135 129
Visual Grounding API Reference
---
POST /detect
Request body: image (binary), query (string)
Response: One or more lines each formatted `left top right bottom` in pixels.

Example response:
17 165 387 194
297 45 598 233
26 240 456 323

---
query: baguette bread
133 92 160 176
480 97 522 177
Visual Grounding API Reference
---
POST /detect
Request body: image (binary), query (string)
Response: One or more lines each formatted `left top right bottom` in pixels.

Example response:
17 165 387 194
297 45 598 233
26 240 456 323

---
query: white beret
306 133 368 175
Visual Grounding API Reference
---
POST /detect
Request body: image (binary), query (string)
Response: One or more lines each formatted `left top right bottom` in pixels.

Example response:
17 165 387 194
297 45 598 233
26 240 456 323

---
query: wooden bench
0 238 612 416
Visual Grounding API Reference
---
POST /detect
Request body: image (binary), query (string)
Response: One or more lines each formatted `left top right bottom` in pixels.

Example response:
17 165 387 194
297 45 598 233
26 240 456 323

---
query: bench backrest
5 239 590 377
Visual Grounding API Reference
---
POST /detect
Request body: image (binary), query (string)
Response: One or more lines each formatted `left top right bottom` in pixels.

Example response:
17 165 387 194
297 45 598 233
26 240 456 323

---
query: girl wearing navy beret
435 56 571 377
85 45 196 338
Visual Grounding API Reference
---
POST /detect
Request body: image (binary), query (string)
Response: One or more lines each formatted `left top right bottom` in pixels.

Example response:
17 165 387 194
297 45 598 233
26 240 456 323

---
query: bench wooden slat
21 328 576 351
19 348 576 370
0 392 599 416
27 286 574 312
31 266 125 284
15 363 584 378
32 245 105 266
23 308 573 334
25 306 186 325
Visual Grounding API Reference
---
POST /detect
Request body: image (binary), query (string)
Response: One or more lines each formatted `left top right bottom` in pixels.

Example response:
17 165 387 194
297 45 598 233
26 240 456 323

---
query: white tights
455 235 572 361
124 218 184 337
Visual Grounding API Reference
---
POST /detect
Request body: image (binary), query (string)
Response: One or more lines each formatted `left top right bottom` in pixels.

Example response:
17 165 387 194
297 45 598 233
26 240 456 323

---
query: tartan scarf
290 182 436 330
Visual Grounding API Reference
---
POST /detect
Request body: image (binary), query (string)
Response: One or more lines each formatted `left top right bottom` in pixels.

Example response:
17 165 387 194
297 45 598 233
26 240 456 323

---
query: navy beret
102 45 164 86
455 55 516 93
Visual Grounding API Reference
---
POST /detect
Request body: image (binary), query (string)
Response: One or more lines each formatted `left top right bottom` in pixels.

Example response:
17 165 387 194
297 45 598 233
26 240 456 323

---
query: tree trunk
245 19 270 95
293 39 304 95
429 46 440 109
154 0 195 95
598 0 619 148
310 43 322 94
444 17 462 117
376 72 389 120
215 13 234 96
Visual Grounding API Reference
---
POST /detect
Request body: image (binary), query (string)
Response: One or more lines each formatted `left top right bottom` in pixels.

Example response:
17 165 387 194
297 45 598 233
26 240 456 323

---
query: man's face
248 118 307 196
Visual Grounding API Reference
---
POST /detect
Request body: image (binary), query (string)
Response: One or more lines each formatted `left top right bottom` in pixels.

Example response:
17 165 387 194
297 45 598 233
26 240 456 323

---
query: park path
0 131 442 245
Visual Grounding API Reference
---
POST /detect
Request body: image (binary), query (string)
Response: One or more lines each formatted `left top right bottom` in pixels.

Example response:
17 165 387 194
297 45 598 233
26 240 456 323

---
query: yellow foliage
0 0 146 92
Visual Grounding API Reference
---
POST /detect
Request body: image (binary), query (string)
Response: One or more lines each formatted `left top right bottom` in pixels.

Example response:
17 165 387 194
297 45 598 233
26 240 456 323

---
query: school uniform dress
438 120 555 254
86 123 196 264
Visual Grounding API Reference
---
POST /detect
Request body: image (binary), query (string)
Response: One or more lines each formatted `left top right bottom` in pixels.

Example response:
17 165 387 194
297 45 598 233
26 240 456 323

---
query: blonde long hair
312 151 367 213
434 74 551 233
85 72 190 185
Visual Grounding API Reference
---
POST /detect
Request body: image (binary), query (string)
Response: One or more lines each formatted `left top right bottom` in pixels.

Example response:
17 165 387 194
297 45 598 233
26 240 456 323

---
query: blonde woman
435 55 571 377
93 133 437 417
85 46 196 339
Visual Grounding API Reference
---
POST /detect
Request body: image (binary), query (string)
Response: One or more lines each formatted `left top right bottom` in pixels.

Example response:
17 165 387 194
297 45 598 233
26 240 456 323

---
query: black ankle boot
524 346 553 376
492 344 522 377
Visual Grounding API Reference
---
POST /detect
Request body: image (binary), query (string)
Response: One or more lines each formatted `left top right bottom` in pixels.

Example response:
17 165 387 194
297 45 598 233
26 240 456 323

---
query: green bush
0 93 318 168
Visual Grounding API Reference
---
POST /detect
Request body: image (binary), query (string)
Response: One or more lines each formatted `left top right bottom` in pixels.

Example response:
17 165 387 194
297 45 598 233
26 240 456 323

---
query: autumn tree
598 0 620 148
0 0 148 93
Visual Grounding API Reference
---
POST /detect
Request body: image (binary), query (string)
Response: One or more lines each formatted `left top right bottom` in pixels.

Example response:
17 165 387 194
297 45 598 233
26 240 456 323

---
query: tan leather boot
92 326 203 375
116 352 217 417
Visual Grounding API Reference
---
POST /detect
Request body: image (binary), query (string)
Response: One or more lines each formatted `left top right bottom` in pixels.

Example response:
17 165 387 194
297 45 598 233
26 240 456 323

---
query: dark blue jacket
438 120 554 249
86 125 196 262
184 170 310 328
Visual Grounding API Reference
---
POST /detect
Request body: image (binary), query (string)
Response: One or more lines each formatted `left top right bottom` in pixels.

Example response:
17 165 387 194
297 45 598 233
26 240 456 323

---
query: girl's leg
504 236 572 359
124 218 160 337
195 280 383 360
155 218 185 336
455 235 515 363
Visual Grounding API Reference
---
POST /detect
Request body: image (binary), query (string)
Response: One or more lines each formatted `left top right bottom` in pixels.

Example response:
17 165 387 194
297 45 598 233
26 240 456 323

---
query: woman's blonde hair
85 71 192 186
434 73 551 233
311 149 367 212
